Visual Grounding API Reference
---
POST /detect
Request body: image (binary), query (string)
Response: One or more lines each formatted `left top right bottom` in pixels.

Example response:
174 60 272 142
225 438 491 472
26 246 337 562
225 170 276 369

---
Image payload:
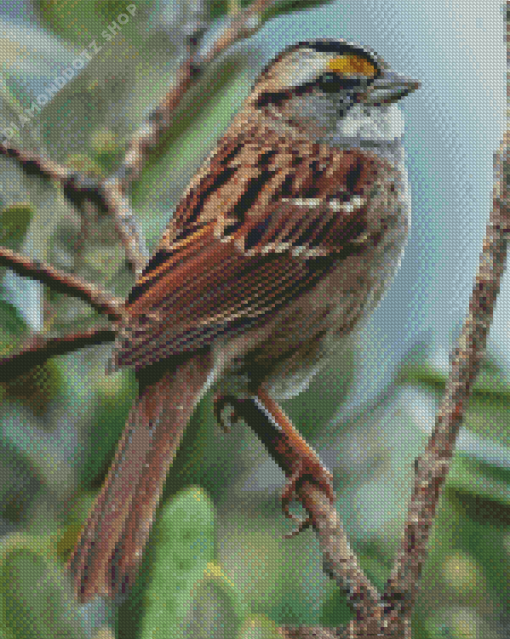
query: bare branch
182 0 209 51
0 246 123 321
101 178 148 276
279 626 338 639
380 10 510 631
0 142 147 275
203 0 273 60
0 327 116 382
111 0 276 189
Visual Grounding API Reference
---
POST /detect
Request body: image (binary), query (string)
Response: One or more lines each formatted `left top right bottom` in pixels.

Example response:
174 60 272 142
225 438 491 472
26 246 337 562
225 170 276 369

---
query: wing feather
113 131 381 370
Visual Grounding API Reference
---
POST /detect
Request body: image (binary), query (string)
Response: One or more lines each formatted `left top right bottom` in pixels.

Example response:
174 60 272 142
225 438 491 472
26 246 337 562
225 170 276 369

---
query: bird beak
362 70 420 106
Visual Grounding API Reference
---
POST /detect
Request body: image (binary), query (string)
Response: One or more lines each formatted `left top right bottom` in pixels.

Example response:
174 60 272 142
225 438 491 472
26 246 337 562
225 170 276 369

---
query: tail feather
67 351 213 602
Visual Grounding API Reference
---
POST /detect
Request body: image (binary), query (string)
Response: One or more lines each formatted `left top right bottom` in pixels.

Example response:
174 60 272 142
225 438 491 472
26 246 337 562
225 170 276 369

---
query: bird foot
281 456 335 537
213 394 240 433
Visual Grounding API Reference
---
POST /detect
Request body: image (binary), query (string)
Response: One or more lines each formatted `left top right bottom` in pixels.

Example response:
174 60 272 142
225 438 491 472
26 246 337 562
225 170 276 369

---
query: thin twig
0 246 123 321
279 626 338 639
0 143 107 213
182 0 209 51
0 142 147 275
101 178 148 276
0 327 116 382
203 0 272 61
110 0 276 187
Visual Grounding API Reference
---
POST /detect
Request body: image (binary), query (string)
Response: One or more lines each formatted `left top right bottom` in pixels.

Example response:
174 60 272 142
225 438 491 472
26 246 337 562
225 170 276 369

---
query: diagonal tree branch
227 398 381 639
0 143 148 276
0 327 117 382
0 246 122 321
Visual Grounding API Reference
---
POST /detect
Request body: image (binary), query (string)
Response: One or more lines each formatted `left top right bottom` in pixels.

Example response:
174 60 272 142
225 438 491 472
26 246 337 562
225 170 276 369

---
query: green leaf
262 0 336 21
0 299 28 359
399 356 510 447
285 346 355 441
236 615 281 639
319 581 352 628
34 0 155 47
139 486 216 639
0 298 27 338
79 369 136 487
209 0 336 20
0 534 88 639
183 562 243 639
0 204 32 252
446 455 510 515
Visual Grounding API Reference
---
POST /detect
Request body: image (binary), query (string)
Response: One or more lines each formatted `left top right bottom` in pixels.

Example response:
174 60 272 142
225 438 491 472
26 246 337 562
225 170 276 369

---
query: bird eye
317 73 367 94
317 72 343 93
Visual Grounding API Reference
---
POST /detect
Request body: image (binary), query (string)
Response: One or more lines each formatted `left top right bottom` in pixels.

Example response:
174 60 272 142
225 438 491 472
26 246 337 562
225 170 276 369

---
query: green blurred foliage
400 358 510 448
236 614 282 639
0 300 27 359
0 534 88 639
35 0 157 48
182 562 244 639
120 487 216 639
0 205 32 252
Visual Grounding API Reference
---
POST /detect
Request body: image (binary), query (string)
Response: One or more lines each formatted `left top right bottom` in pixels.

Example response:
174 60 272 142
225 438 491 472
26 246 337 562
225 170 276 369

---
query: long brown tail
67 351 213 603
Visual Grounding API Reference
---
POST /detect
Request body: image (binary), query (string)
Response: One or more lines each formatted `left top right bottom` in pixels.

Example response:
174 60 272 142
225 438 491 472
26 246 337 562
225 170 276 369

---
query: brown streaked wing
113 194 369 370
112 141 380 370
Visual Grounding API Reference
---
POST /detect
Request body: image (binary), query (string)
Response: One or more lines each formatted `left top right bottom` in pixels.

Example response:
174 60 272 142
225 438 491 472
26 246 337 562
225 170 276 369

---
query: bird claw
213 394 240 434
281 457 335 538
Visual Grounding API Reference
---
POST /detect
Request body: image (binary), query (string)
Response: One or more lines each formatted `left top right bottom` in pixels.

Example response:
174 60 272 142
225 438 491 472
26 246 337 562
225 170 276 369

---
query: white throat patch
334 102 404 143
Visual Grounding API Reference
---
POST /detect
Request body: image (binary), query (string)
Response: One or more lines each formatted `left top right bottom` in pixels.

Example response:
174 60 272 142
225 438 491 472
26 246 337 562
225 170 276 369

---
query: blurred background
0 1 508 638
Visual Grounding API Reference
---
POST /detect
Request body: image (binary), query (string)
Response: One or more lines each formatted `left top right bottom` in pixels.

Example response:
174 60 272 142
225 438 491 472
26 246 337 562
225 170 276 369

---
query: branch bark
227 398 381 638
0 327 116 382
0 246 122 321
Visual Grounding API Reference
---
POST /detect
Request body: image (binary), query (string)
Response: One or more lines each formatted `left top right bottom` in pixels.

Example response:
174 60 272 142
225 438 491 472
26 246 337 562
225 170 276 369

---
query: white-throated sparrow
68 38 419 602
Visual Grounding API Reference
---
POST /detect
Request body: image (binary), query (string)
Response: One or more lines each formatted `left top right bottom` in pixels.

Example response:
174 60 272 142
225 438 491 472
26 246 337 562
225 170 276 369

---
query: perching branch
225 397 381 635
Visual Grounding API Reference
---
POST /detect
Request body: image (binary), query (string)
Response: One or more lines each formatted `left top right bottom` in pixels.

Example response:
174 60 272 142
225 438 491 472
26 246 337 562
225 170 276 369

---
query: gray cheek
303 92 357 129
335 94 355 118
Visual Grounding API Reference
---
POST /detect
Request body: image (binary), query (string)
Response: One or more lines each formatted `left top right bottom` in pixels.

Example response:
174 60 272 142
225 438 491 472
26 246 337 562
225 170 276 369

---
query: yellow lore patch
327 54 378 78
